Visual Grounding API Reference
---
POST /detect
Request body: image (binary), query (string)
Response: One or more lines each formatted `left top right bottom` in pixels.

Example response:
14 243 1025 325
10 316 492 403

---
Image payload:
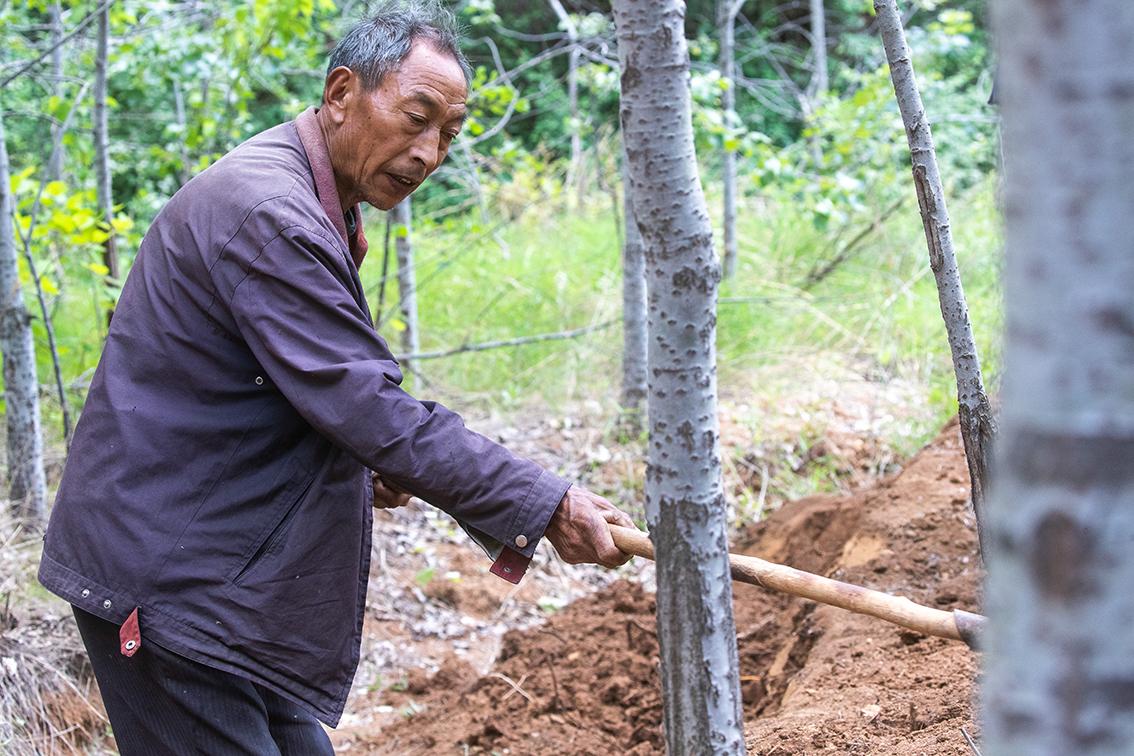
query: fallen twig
961 726 982 756
489 672 533 703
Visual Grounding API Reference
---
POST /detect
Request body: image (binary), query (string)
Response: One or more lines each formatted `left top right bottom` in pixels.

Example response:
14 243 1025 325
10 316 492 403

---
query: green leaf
413 567 434 588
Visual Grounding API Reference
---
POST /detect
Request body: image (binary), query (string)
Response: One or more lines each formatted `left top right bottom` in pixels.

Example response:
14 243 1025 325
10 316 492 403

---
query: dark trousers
72 606 334 755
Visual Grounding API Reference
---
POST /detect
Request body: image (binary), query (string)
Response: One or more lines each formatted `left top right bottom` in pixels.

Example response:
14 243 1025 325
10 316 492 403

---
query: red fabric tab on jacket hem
489 547 530 585
119 607 142 657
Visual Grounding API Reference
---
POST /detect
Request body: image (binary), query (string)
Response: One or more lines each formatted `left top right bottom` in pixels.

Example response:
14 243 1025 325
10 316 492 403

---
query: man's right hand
543 485 638 568
372 472 412 509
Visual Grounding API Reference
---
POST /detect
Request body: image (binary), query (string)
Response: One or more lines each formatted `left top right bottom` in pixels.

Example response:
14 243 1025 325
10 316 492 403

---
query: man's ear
321 66 356 125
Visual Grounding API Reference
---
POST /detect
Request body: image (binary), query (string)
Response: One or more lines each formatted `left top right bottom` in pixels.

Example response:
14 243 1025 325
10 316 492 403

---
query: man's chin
367 190 414 211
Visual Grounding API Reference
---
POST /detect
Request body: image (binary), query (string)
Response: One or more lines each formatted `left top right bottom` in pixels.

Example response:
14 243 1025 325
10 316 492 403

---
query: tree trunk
548 0 581 207
875 0 995 556
94 1 120 314
613 2 744 752
619 140 647 430
392 198 419 375
0 106 47 524
172 80 192 186
809 0 828 96
48 1 65 182
718 0 739 279
984 2 1134 753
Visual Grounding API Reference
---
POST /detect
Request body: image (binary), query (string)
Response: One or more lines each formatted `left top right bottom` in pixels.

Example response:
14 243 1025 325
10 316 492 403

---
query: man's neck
314 106 356 214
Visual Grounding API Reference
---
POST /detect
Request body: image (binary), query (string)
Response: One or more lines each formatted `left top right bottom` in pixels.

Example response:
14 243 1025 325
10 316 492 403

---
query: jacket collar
294 107 369 268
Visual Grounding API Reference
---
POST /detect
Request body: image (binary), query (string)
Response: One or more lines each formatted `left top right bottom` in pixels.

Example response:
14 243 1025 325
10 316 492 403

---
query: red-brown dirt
339 424 984 755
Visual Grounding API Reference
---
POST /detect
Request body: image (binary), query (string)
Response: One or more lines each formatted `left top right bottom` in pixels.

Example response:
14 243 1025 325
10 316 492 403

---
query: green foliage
0 0 1000 466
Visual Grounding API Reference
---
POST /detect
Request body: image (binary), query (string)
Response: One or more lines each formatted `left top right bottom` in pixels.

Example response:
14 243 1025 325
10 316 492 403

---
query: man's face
325 41 468 211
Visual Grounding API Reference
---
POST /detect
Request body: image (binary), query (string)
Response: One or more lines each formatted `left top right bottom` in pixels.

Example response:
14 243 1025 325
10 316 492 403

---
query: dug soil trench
339 424 983 755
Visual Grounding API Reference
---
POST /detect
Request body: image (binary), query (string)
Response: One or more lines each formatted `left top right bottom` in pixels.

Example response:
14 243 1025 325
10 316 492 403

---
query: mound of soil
348 425 983 754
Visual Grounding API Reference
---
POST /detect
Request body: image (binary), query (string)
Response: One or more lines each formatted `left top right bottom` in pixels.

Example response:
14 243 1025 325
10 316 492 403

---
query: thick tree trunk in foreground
0 107 47 524
614 1 744 752
875 0 995 555
984 2 1134 753
392 198 419 374
717 0 740 279
619 141 647 429
94 1 120 315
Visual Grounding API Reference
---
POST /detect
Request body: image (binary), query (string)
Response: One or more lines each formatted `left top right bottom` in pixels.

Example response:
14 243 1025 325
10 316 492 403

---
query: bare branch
0 0 113 90
398 319 614 362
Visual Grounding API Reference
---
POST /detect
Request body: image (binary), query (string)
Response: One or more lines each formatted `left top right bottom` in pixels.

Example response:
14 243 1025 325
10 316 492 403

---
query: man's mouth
387 173 419 188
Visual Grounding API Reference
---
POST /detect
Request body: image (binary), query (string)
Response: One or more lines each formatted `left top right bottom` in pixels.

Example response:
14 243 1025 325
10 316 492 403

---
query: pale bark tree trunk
717 0 741 279
809 0 828 96
984 2 1134 753
875 0 995 555
94 1 120 316
0 106 48 524
548 0 582 207
172 80 192 186
613 2 744 752
392 198 419 374
48 1 65 182
619 140 647 430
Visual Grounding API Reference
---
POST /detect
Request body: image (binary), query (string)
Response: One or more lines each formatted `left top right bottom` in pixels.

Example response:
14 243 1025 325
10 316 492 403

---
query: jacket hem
37 549 353 727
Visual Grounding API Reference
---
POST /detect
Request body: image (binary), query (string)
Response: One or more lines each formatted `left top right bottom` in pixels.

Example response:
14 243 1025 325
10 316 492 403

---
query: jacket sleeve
221 220 569 575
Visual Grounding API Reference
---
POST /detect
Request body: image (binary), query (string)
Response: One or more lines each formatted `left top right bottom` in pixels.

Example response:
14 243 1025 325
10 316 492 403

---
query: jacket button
255 376 264 386
514 534 528 549
102 599 112 609
80 588 90 598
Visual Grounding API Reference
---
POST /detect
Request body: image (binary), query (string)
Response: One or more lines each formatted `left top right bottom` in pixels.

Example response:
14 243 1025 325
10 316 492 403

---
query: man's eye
443 131 459 142
407 113 427 125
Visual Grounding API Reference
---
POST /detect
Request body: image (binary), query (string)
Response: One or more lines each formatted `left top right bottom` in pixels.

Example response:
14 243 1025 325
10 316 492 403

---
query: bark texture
875 0 994 554
619 141 647 427
614 2 744 752
94 2 120 293
392 198 419 373
717 0 739 279
0 107 47 523
984 2 1134 753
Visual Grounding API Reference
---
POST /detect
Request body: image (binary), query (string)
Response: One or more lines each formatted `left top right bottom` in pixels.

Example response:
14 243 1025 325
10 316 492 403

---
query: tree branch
398 319 614 362
0 0 113 90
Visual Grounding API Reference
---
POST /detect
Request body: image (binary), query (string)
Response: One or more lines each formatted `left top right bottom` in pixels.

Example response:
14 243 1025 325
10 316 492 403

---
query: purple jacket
39 109 568 726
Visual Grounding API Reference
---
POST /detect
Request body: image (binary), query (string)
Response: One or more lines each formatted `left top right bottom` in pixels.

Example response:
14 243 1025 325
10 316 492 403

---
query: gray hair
326 1 472 90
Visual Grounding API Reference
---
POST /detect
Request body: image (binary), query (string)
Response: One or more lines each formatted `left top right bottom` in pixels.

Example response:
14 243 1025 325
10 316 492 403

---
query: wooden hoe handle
608 525 985 650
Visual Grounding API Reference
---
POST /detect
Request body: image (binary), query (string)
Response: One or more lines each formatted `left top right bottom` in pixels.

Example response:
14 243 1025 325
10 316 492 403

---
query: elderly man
38 4 635 753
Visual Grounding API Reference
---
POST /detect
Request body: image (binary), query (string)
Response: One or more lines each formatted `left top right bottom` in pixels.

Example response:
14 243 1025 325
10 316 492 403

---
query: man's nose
408 128 445 172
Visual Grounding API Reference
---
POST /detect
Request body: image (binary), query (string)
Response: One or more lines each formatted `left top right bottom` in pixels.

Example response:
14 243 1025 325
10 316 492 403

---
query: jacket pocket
228 461 316 586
